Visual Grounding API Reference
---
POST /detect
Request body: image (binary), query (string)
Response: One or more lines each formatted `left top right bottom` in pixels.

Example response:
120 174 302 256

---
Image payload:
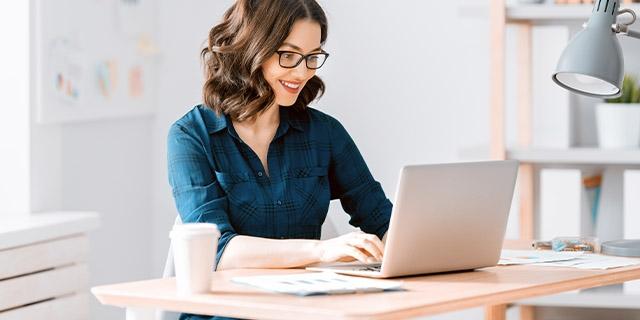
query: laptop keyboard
356 264 382 272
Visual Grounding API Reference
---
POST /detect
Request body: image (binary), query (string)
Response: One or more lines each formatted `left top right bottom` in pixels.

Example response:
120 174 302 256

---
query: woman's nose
292 60 313 78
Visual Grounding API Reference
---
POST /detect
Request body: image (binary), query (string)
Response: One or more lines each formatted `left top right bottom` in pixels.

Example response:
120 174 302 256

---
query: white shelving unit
507 4 640 22
519 283 640 309
507 148 640 165
490 1 640 319
0 211 100 319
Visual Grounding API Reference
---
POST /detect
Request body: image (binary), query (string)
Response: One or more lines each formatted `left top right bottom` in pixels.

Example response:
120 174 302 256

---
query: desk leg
125 307 156 320
484 304 506 320
520 305 536 320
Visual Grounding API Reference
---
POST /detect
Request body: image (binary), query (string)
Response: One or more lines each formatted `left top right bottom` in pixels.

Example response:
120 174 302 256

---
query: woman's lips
280 80 301 94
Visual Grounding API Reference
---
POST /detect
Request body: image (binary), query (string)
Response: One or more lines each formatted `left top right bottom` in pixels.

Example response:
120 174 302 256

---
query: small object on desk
169 223 220 296
552 236 600 252
602 239 640 257
531 236 600 253
532 240 552 250
232 272 404 296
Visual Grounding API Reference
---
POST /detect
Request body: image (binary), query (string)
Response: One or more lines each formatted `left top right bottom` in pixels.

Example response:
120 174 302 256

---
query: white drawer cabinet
0 212 99 319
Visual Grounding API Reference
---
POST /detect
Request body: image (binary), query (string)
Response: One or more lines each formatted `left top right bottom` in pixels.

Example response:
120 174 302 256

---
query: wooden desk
92 263 640 320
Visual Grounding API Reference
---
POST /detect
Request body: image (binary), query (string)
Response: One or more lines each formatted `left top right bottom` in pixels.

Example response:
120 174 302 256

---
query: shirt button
276 200 282 205
257 171 263 177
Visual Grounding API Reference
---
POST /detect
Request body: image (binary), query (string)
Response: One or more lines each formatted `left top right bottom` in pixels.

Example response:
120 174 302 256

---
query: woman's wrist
309 239 324 264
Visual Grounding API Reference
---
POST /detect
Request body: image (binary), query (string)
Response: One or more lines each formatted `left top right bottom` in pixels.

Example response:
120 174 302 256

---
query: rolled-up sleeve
167 123 237 270
327 117 392 240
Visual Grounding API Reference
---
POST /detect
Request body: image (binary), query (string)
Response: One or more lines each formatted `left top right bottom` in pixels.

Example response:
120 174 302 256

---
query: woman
167 0 392 318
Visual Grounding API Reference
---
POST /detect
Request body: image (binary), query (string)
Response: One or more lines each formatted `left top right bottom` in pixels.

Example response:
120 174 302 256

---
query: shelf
506 4 640 24
518 284 640 309
506 147 640 165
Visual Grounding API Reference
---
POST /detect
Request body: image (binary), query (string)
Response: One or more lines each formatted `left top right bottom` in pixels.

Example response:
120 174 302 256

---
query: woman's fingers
352 232 384 259
364 233 385 258
348 236 383 261
342 245 370 264
319 231 386 264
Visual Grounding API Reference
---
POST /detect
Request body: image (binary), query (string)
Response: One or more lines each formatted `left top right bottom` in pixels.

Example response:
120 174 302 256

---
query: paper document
531 254 640 270
499 250 583 265
232 272 403 296
500 250 640 270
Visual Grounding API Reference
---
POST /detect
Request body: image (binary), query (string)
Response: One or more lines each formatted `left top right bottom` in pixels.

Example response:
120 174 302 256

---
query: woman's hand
315 231 384 264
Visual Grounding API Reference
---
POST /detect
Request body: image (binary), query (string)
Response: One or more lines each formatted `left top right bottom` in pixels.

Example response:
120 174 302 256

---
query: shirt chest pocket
290 166 329 186
214 171 256 205
290 166 331 224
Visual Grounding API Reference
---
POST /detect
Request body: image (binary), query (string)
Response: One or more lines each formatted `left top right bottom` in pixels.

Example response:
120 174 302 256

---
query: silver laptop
307 160 519 278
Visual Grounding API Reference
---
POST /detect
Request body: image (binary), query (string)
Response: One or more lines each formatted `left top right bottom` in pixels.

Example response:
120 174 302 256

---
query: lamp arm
613 8 640 39
624 28 640 40
613 24 640 39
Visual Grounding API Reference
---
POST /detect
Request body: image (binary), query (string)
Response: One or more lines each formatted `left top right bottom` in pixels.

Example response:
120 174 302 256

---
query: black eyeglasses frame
275 50 330 70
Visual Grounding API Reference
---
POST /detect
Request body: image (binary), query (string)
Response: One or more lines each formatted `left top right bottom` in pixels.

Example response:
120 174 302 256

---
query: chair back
157 215 183 320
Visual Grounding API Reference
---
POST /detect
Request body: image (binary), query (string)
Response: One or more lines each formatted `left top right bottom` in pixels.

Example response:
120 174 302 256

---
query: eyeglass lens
279 52 327 69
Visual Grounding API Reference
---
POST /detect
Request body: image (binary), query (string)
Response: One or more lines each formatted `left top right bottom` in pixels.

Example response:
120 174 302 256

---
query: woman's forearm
217 235 322 270
217 231 389 270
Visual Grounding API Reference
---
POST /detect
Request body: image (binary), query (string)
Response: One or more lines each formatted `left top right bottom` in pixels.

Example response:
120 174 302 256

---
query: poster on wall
35 0 159 123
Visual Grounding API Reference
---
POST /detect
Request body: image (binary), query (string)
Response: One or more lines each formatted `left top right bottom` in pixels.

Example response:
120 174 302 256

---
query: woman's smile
279 80 302 94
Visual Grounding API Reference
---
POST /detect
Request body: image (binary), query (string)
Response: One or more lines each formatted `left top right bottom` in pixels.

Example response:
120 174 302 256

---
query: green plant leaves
606 75 640 104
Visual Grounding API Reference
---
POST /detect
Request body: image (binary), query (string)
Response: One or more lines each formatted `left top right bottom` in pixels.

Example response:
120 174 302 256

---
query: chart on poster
34 0 159 123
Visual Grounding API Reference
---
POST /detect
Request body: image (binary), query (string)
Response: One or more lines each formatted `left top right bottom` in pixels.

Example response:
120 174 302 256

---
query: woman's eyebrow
281 42 322 53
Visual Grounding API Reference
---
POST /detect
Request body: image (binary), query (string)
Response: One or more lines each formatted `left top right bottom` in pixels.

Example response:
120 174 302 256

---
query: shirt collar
201 106 228 134
280 106 306 132
203 105 307 135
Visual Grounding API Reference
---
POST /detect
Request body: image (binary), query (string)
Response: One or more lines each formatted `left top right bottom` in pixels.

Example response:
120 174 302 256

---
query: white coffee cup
169 223 220 295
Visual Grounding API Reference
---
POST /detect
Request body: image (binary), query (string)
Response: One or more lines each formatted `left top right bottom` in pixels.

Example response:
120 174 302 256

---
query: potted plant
596 75 640 149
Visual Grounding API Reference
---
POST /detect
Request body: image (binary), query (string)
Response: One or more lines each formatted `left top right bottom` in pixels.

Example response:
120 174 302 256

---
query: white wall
316 0 494 235
61 118 155 320
30 0 63 215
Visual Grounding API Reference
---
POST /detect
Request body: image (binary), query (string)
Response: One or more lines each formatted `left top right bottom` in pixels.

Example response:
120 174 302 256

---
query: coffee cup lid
169 223 220 239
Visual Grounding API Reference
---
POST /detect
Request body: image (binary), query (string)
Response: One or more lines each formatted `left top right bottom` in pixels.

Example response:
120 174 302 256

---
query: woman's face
262 19 322 107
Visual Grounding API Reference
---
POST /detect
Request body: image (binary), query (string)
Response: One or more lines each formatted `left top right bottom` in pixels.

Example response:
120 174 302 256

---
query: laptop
306 160 519 278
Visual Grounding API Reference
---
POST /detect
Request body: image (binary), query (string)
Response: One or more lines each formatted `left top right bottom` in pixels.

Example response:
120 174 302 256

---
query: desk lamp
552 1 640 98
552 1 640 257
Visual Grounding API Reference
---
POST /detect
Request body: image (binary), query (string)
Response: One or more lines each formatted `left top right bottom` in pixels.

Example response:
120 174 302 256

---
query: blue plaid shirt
167 105 392 271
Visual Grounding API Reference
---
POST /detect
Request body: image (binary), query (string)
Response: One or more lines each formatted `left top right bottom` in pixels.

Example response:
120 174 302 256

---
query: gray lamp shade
552 1 624 98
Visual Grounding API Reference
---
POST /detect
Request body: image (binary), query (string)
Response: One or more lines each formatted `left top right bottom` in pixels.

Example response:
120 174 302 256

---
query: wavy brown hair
201 0 328 122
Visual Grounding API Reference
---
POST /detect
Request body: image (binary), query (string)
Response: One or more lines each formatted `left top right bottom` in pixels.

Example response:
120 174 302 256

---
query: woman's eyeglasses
276 51 329 70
